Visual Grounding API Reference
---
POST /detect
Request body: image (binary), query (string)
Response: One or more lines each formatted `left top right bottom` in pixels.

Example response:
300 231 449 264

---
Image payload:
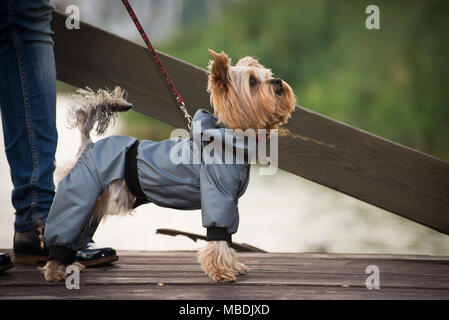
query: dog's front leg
197 240 249 282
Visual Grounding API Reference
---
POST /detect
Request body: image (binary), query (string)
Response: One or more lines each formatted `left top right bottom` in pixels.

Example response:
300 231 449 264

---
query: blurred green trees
123 0 449 161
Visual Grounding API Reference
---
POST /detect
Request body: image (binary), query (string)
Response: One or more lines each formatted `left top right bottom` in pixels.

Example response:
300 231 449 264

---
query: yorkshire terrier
40 49 296 283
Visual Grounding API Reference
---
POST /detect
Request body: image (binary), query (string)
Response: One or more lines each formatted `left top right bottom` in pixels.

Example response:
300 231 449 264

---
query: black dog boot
13 225 48 265
0 253 14 273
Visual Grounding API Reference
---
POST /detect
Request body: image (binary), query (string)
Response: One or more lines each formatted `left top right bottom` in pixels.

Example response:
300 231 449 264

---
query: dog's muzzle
270 78 283 96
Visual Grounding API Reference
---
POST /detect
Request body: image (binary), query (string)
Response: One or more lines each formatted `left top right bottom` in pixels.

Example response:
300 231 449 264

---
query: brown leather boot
13 225 48 265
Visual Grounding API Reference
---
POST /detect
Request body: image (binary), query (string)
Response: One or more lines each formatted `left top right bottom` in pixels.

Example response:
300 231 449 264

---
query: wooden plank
51 12 449 234
1 252 449 300
3 260 449 288
5 250 449 278
4 265 449 290
2 284 449 300
278 112 449 235
1 251 449 300
0 283 444 300
4 267 448 290
116 250 449 261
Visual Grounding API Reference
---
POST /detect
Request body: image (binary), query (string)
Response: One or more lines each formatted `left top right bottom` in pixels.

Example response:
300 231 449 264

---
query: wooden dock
1 250 448 299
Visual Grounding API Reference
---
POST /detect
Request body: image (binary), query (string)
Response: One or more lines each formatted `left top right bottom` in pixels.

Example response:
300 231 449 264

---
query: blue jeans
0 0 57 232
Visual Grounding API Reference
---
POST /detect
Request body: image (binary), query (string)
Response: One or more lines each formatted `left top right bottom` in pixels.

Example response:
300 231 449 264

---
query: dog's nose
110 103 133 112
270 78 283 95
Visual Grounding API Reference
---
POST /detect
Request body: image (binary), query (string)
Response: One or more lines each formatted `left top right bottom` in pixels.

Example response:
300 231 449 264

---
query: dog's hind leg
43 137 138 269
44 148 106 263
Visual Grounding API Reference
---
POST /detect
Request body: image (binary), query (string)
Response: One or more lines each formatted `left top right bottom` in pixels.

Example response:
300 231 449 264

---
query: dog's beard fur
43 50 296 283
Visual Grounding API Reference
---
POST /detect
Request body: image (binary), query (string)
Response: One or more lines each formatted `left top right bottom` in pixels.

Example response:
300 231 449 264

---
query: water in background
0 94 448 255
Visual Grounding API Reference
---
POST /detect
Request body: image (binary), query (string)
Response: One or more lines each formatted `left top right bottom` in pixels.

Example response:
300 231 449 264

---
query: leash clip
177 97 193 130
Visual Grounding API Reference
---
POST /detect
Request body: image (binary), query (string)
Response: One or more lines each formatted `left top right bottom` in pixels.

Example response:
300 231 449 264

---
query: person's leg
0 0 119 267
0 0 57 233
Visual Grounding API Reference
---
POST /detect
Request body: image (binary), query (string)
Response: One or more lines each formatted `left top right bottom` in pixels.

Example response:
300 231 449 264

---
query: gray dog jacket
44 109 251 263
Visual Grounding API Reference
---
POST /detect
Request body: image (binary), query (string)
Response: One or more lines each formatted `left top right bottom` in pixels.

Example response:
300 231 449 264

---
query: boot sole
13 254 47 265
0 263 15 273
79 255 119 267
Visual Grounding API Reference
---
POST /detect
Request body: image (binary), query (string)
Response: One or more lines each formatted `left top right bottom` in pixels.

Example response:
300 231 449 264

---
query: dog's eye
249 76 257 87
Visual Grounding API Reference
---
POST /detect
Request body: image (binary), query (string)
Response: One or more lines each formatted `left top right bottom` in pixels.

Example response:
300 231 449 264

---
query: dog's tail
67 87 132 146
55 87 132 186
67 86 132 153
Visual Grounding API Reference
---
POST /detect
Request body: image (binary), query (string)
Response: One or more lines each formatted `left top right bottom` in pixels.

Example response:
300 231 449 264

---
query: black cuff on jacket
48 246 77 264
206 227 232 244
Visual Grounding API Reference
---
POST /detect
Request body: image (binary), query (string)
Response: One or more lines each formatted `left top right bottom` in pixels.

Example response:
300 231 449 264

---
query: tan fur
67 86 131 150
39 260 85 282
208 49 296 131
43 50 296 283
201 50 295 281
89 179 135 227
197 240 249 282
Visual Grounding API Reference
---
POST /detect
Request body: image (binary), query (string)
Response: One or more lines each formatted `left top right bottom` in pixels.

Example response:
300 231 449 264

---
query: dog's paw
198 240 248 283
207 269 236 283
39 260 67 282
71 261 86 272
39 261 86 282
233 262 249 275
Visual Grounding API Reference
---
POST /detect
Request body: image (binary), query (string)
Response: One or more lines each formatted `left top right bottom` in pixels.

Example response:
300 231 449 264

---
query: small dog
40 49 296 283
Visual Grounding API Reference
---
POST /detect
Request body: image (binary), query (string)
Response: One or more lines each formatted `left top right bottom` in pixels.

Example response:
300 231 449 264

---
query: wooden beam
51 12 449 235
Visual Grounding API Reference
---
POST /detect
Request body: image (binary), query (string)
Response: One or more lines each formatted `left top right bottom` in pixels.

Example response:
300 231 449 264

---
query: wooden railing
51 12 449 235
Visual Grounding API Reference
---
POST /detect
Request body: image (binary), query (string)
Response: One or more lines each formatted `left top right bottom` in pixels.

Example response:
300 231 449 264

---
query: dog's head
207 49 296 131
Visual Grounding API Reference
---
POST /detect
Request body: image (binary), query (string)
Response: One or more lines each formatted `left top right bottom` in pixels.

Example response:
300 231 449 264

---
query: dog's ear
208 49 231 91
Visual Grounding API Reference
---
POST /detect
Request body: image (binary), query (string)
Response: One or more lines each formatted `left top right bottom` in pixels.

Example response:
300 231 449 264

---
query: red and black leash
121 0 192 128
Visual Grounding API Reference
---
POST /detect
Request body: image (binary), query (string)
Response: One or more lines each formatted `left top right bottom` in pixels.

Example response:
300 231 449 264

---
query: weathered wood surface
51 12 449 235
1 251 449 299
